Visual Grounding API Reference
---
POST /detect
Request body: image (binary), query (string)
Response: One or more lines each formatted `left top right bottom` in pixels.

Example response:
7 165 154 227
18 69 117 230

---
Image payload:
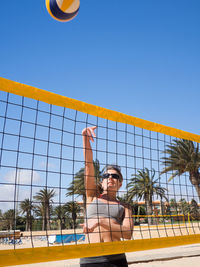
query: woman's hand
82 217 116 233
82 218 99 233
82 126 97 142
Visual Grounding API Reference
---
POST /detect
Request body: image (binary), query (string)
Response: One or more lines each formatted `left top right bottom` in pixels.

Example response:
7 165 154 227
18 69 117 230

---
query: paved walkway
127 243 200 264
129 256 200 267
10 243 200 267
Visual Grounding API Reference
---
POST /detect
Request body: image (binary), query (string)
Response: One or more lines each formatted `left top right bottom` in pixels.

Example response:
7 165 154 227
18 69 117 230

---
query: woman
80 126 133 267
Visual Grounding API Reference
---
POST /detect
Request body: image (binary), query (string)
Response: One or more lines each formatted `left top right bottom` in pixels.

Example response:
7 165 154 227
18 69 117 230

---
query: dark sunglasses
102 173 121 180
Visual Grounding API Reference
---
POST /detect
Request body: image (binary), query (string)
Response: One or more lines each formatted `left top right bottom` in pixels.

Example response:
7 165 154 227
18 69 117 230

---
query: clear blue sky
0 0 200 135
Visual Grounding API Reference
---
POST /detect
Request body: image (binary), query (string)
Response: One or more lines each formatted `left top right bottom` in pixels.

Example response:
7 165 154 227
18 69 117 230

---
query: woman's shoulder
86 196 98 205
118 201 132 210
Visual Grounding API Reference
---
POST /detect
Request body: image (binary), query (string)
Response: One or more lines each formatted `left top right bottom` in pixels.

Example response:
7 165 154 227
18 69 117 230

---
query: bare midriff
83 197 123 243
84 221 121 243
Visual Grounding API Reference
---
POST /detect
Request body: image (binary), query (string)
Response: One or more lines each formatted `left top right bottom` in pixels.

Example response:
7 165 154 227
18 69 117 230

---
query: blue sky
0 0 200 135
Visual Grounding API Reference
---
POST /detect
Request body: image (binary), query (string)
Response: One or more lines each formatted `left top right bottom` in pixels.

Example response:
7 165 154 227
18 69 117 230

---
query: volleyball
46 0 80 22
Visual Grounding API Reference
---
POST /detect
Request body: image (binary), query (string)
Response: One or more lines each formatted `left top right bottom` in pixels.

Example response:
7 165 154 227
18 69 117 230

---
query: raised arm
82 126 97 202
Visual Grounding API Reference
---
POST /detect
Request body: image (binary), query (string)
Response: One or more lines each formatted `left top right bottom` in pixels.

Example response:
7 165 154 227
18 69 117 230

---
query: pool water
55 234 85 243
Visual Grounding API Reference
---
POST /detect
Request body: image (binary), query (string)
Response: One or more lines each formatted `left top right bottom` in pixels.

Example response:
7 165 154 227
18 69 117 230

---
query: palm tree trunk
27 214 31 232
83 194 86 212
46 207 50 230
25 212 30 231
25 219 28 231
42 217 45 231
160 200 164 215
137 206 141 224
29 215 32 232
145 197 153 225
61 218 66 229
194 184 200 201
72 212 77 229
26 222 31 232
58 219 61 230
189 172 200 201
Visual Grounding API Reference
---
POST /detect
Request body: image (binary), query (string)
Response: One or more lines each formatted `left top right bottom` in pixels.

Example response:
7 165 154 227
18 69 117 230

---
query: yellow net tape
1 77 200 142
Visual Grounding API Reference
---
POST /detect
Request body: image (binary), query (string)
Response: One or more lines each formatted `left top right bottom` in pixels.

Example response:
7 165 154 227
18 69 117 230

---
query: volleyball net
0 77 200 266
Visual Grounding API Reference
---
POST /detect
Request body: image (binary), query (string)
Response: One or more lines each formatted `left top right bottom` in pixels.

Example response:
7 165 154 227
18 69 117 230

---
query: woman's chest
87 200 125 223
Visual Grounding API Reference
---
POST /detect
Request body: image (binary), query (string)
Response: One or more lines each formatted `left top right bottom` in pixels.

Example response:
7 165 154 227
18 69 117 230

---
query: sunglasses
102 173 121 180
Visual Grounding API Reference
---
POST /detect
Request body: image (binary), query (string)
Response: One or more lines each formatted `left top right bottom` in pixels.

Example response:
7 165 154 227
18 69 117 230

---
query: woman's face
101 169 122 192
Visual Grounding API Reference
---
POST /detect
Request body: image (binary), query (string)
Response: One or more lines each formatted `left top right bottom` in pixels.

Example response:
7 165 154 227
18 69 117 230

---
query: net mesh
0 85 200 259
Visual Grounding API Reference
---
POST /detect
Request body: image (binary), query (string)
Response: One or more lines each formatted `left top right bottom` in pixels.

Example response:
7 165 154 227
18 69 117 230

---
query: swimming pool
55 234 85 243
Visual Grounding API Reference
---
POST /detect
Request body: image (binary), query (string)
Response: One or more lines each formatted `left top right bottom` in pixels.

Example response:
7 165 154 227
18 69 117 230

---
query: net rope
0 79 200 265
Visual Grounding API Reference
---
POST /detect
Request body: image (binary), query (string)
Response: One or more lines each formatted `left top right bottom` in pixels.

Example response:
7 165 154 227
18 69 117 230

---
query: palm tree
169 198 179 214
20 199 33 231
53 205 68 230
33 203 45 230
117 194 137 213
178 198 190 215
66 159 103 210
33 188 55 230
65 201 81 229
190 199 200 220
3 209 15 230
127 168 168 225
117 194 146 225
117 194 129 202
161 139 200 200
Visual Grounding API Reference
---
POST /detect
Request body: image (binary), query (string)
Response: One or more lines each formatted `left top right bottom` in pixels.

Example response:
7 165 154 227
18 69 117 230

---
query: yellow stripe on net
1 235 200 266
0 77 200 142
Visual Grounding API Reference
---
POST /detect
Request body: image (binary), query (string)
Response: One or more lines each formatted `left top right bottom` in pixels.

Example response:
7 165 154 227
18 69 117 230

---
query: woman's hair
104 164 123 182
